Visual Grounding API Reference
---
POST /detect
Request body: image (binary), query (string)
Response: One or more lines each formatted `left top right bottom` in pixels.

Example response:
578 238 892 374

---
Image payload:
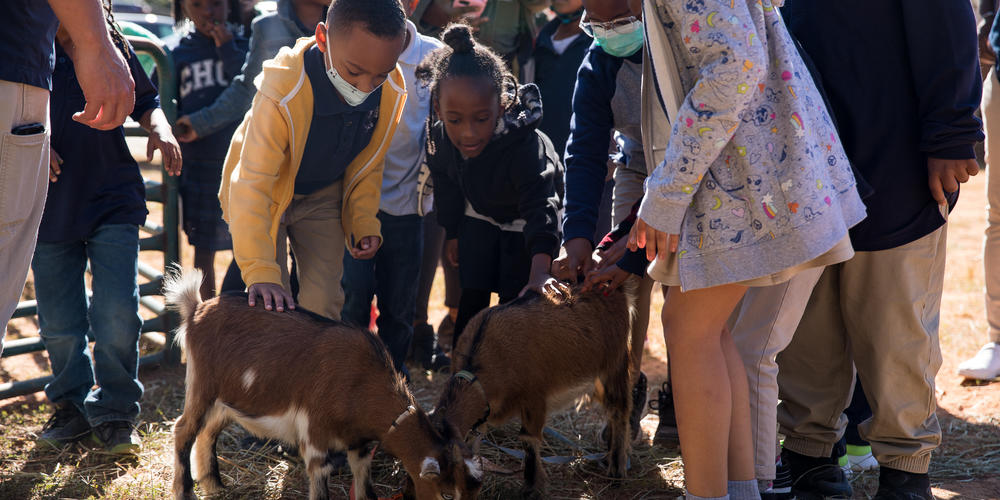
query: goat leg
347 446 377 500
602 368 632 480
518 403 548 499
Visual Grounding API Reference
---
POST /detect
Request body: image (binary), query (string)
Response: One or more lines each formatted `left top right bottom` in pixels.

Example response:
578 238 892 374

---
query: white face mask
324 31 382 107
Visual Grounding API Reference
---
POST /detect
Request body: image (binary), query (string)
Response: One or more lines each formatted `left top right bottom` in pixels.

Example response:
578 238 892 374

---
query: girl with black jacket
418 24 564 345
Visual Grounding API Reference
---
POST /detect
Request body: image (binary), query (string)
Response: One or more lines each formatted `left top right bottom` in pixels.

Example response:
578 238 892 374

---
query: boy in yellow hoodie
220 0 408 320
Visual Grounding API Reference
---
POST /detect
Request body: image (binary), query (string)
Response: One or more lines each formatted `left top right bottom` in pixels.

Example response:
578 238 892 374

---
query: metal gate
0 36 181 400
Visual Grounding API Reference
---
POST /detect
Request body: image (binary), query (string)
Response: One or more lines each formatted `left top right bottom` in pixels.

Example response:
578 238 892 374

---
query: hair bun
442 24 476 54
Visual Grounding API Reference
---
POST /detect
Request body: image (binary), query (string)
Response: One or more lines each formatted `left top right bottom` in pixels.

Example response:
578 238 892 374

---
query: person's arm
217 37 249 81
637 0 767 236
563 51 619 247
900 0 984 204
184 16 281 138
47 0 134 130
126 46 182 176
514 134 562 262
227 94 291 288
428 128 467 241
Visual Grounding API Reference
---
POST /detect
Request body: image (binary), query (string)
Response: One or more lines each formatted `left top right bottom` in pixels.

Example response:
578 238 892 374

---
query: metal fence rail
0 35 181 400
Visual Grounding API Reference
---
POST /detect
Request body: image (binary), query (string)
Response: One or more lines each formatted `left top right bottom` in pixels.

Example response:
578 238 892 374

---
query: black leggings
453 289 518 348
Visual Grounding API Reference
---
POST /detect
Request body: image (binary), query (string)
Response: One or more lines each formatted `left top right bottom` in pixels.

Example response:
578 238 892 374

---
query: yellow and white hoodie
219 37 407 286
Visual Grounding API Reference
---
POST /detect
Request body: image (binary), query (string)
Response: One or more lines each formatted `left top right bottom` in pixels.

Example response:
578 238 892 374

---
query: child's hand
248 282 295 312
48 147 63 182
594 237 628 271
147 127 183 176
556 238 595 283
582 264 631 294
928 157 979 206
207 22 234 47
520 273 568 298
628 218 678 261
350 236 382 260
445 238 459 267
173 116 200 143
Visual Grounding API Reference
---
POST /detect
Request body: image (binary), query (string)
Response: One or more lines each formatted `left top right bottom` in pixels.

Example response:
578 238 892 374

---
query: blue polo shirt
1 0 58 89
38 44 159 243
295 45 381 195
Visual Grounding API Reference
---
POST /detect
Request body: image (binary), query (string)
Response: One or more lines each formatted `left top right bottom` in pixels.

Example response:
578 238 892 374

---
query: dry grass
1 155 999 499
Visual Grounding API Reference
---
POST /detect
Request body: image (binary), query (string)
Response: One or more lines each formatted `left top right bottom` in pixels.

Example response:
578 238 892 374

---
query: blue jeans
31 223 143 425
342 212 423 375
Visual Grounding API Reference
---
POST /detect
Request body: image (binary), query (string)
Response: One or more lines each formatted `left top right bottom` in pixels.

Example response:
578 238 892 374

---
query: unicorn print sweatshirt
638 0 867 290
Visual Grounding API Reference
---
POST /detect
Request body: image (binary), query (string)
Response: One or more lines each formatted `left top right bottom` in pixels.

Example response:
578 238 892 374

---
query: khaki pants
730 266 824 480
777 226 947 474
0 80 50 352
612 167 658 370
982 67 1000 345
275 180 347 321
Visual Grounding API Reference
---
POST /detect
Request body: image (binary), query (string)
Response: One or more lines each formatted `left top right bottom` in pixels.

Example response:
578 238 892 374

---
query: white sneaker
957 342 1000 380
847 449 878 472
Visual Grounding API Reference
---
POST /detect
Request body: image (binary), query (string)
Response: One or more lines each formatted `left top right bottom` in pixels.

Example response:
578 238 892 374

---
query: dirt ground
1 161 998 499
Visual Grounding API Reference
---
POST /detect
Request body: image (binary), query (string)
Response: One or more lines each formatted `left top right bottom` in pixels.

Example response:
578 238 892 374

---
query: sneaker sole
90 433 141 455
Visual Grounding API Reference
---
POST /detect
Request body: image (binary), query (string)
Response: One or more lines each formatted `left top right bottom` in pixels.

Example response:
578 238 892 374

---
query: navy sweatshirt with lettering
159 30 249 163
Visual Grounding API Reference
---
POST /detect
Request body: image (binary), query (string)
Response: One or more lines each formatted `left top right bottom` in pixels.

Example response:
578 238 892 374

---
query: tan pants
612 167 658 371
982 67 1000 345
777 226 947 474
730 266 824 480
0 80 50 351
275 180 347 321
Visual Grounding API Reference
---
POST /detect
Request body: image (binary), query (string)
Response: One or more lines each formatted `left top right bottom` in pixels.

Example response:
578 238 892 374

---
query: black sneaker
91 420 141 455
761 457 796 500
872 468 932 500
37 402 91 448
648 380 680 448
781 448 852 499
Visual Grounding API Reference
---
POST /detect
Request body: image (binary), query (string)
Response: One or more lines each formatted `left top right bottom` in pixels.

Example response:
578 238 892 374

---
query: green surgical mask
592 19 644 58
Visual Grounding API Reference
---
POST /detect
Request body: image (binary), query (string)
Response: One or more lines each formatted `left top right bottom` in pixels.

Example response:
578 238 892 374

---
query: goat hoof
197 476 225 495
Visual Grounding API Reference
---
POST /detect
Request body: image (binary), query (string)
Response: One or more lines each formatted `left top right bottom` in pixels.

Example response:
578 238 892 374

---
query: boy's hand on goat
247 282 295 312
350 235 381 259
445 238 460 267
628 218 678 261
582 264 630 294
594 237 628 271
557 238 595 283
520 273 568 298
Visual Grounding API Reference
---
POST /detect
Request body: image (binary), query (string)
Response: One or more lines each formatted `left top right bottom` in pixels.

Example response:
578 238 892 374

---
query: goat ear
465 457 484 482
419 456 441 479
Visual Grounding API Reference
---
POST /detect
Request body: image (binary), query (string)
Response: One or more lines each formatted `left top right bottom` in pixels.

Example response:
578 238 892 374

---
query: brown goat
432 280 637 497
164 269 482 500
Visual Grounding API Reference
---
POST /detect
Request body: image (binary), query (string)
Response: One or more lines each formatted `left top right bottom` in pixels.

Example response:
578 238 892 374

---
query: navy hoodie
781 0 984 251
161 30 249 163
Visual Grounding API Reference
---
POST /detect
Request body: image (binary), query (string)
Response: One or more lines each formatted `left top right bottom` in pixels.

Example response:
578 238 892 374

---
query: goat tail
162 265 204 349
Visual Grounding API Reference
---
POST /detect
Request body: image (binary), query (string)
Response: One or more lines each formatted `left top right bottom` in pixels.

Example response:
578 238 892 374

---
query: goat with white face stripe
165 269 482 500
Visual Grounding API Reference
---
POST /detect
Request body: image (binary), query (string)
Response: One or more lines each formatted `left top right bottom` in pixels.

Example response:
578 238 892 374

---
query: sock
757 479 772 493
846 444 872 456
728 480 762 500
685 493 730 500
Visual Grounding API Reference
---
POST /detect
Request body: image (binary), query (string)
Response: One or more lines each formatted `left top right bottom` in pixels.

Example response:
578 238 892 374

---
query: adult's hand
71 41 135 130
47 0 136 130
248 283 295 312
928 157 979 206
